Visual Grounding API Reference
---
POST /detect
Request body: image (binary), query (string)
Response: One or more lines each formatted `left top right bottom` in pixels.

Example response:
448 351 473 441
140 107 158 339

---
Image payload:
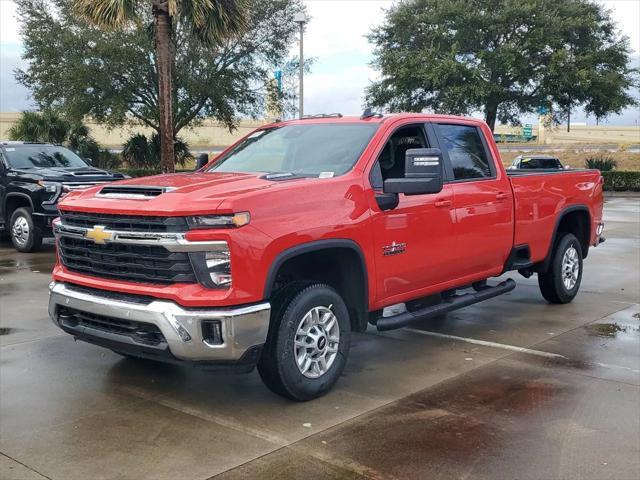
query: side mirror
383 148 444 195
83 157 93 166
196 153 209 170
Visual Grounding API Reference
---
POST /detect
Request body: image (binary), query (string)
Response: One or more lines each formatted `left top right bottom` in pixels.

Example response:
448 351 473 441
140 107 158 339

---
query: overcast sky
1 0 638 125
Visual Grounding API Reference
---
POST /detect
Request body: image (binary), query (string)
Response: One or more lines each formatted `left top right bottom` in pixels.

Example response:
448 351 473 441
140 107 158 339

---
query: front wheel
258 283 351 401
10 207 42 253
538 233 583 304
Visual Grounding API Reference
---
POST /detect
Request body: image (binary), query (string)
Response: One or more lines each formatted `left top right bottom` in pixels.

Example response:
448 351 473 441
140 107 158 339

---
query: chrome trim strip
48 282 270 361
54 222 228 252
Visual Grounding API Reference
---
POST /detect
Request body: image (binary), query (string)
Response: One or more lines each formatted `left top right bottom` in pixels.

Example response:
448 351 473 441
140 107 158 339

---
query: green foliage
366 0 638 130
601 171 640 191
585 155 617 171
122 133 192 168
8 110 70 144
16 0 305 134
7 110 120 169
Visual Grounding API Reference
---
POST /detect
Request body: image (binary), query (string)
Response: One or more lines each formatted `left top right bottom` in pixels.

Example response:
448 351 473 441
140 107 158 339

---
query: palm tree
73 0 248 173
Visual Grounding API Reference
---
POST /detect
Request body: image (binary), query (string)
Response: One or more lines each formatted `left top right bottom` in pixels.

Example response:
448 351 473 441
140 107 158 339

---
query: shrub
122 133 192 168
7 110 121 169
8 110 70 144
601 171 640 191
585 155 617 171
116 168 192 178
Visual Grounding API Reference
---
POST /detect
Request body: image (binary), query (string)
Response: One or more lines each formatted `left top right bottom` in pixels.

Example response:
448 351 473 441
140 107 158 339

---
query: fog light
202 320 223 346
597 223 604 236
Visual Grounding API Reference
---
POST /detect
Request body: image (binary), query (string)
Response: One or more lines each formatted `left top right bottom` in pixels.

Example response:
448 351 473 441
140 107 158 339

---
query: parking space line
402 328 569 360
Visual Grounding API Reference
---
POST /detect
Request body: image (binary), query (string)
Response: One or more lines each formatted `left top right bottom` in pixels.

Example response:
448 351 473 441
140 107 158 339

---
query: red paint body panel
54 113 604 311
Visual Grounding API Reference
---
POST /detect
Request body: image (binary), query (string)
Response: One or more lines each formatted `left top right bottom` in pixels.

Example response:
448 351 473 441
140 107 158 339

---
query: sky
1 0 639 125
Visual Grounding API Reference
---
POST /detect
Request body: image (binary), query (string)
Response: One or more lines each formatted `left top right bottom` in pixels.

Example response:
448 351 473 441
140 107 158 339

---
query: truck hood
12 165 126 182
59 171 309 215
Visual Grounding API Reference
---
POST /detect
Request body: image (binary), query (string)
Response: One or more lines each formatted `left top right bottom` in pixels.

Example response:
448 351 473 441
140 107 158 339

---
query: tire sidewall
10 207 38 252
553 234 583 302
275 285 350 400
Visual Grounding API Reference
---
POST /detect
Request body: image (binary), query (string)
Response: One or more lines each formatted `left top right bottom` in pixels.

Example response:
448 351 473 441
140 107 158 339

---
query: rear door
433 122 513 279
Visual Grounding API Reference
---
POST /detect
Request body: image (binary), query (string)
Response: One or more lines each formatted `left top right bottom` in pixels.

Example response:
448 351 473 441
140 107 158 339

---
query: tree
17 0 303 167
366 0 638 131
65 0 248 173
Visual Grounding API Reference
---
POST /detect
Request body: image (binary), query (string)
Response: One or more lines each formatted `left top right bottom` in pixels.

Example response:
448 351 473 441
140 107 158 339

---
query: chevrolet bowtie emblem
85 225 114 245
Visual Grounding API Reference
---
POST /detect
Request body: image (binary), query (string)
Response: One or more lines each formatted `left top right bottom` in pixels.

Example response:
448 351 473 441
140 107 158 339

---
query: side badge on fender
383 241 406 256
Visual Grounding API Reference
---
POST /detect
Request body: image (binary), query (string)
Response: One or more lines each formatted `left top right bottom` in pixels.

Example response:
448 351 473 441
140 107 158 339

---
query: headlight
38 181 60 193
189 246 232 288
187 212 250 229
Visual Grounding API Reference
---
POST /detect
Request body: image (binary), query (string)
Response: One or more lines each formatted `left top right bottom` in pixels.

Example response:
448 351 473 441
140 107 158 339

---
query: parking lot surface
1 197 638 480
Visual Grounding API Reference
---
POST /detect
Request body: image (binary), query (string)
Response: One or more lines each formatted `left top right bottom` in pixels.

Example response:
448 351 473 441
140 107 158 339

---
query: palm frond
73 0 137 29
181 0 249 46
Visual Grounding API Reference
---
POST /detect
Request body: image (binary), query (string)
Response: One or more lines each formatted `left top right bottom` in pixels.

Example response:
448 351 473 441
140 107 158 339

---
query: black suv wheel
9 207 43 253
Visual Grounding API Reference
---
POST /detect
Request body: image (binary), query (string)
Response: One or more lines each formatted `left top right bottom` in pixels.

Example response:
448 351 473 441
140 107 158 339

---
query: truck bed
508 168 604 263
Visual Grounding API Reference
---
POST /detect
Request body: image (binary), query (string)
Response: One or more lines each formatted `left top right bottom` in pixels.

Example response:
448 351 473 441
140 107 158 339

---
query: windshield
3 145 88 169
207 123 379 177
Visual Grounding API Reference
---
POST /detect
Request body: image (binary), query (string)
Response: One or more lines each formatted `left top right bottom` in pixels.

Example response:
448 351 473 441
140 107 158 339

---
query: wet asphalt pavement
0 197 639 480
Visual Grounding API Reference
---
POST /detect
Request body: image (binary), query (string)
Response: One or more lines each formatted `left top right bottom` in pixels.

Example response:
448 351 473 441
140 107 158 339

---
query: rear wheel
538 233 583 304
258 283 351 401
10 207 42 253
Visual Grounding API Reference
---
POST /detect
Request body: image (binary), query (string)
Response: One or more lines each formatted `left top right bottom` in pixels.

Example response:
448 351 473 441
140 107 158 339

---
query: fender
537 204 591 272
4 192 35 213
263 238 370 330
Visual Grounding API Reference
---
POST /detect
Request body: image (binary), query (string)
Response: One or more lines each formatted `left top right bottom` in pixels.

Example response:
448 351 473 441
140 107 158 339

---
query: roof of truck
271 112 487 126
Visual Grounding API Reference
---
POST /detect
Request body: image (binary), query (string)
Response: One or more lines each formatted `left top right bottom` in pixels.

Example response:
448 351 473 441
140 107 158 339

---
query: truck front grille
58 236 197 284
58 306 166 346
60 211 188 233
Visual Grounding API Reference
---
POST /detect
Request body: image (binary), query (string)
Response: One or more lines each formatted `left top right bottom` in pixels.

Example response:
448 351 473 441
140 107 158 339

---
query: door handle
434 199 452 208
495 192 509 200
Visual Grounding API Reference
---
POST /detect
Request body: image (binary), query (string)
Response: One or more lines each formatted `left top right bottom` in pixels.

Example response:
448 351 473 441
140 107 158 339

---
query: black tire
538 233 583 304
9 207 42 253
258 283 351 401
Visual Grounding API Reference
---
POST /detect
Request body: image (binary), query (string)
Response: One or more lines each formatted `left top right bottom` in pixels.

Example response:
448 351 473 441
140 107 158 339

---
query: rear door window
435 124 493 180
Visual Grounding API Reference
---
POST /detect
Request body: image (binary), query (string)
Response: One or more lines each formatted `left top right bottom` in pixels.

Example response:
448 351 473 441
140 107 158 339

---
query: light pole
294 12 308 118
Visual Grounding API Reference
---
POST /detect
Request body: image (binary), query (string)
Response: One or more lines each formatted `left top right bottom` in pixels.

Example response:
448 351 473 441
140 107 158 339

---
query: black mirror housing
196 153 209 170
83 157 93 166
383 148 444 195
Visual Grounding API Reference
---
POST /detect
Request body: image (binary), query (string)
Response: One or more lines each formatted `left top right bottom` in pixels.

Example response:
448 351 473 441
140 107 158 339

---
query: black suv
0 141 125 252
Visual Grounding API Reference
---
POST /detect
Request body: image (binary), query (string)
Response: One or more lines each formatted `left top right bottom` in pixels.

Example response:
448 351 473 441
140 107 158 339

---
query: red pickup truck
49 113 604 400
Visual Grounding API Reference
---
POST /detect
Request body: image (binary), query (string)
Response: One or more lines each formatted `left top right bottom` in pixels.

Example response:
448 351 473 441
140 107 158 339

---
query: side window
436 124 492 180
369 124 428 189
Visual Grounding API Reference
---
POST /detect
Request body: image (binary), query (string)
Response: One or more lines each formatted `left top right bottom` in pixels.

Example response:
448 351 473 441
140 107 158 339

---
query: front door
369 122 457 306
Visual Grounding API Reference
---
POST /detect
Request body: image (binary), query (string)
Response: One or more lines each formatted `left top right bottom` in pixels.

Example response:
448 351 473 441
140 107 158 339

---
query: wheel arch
264 239 369 332
537 205 591 272
4 193 34 221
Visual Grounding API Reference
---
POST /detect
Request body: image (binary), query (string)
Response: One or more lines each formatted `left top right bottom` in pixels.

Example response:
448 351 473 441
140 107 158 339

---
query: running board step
376 278 516 331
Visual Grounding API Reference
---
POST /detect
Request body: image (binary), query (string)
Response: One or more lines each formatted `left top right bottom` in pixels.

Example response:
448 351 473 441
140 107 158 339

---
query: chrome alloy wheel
294 305 340 379
561 246 580 290
11 215 30 247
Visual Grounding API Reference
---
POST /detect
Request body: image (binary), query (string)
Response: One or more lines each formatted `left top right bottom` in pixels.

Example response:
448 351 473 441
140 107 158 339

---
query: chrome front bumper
48 282 270 362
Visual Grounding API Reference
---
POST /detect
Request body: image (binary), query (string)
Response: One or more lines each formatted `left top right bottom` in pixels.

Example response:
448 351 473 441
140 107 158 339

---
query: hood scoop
97 185 176 199
69 169 111 176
